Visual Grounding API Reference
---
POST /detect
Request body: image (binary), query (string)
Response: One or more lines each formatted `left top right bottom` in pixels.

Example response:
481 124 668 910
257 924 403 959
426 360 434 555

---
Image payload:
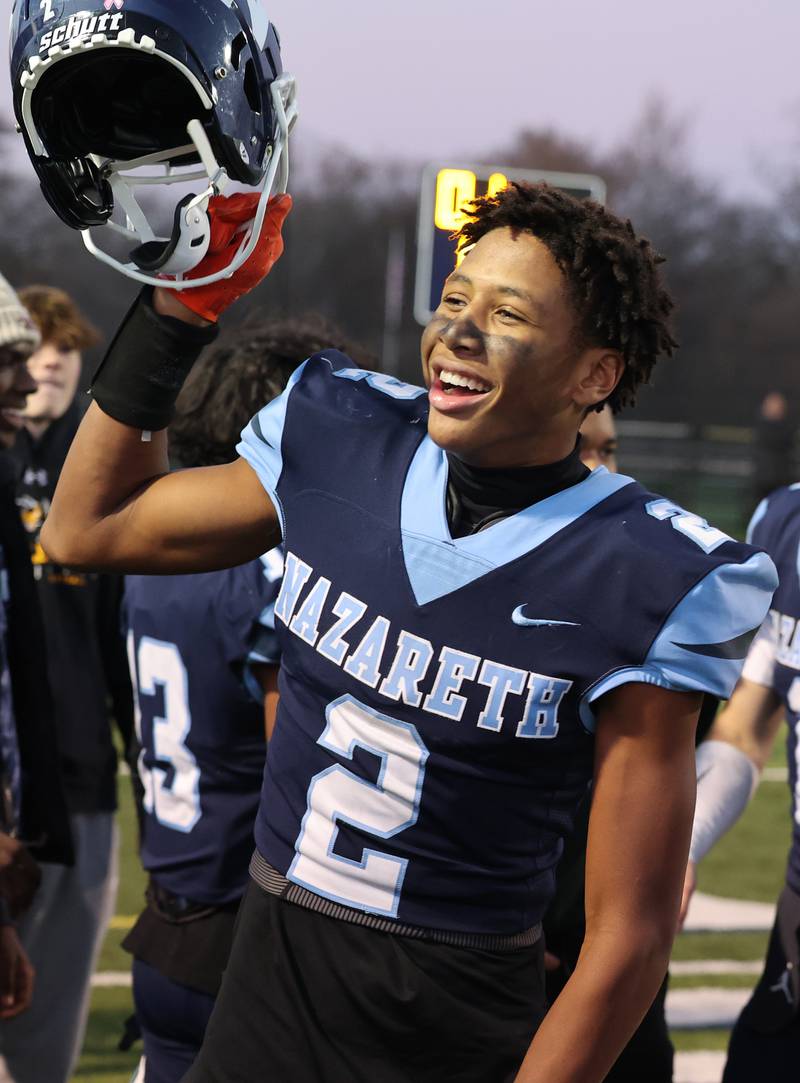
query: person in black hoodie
0 273 72 1027
0 287 132 1083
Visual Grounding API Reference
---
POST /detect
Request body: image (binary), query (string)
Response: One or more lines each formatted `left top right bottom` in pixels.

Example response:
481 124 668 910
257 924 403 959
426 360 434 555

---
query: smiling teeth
439 370 491 392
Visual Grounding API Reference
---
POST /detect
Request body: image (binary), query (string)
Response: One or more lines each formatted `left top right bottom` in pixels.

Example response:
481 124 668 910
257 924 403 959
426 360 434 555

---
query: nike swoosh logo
512 606 581 629
672 627 758 660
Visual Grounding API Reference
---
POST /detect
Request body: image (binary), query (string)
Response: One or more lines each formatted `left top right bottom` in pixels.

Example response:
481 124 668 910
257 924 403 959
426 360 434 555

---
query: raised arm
42 196 290 575
515 682 700 1083
43 400 278 574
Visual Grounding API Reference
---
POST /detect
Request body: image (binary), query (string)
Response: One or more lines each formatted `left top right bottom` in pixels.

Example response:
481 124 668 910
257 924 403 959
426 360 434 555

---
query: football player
121 316 367 1083
677 486 800 1081
39 179 777 1082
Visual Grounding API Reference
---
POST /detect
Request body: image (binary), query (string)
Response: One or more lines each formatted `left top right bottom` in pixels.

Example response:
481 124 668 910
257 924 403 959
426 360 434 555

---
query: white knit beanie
0 272 40 354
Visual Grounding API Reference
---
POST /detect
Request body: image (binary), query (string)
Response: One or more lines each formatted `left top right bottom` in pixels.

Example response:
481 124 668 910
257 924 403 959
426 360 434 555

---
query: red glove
172 192 292 323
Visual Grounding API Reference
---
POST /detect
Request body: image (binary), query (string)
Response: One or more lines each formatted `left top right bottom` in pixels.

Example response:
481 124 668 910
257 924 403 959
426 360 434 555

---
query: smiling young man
42 185 776 1083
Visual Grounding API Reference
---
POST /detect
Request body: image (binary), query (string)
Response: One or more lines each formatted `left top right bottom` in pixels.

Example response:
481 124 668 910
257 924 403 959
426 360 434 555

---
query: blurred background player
122 316 370 1083
678 483 800 1081
0 273 71 1031
751 392 795 512
0 287 133 1083
576 405 618 473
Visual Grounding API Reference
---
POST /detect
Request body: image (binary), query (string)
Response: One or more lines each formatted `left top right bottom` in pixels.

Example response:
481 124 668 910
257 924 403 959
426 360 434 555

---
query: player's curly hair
457 183 677 412
170 314 373 468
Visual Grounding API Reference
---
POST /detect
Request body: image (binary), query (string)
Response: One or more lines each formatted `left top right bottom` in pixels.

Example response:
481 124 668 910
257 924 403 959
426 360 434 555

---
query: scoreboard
414 163 607 325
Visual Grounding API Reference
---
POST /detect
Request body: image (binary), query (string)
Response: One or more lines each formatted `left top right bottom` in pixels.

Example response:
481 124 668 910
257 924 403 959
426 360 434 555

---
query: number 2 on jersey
127 633 201 833
289 695 429 917
646 498 731 553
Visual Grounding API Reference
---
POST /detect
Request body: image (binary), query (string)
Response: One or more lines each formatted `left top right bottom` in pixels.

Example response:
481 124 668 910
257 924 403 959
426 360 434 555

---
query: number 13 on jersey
127 633 202 834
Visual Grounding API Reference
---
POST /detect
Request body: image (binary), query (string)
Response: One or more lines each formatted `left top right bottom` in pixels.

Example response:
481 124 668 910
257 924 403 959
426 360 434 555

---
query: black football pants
184 881 547 1083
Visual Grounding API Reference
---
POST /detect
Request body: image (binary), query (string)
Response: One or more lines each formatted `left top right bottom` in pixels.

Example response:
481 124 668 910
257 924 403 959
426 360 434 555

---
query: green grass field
74 778 144 1083
73 739 792 1079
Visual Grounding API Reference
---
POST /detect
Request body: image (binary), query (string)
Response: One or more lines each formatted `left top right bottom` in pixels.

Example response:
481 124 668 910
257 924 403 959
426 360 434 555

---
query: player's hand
0 835 41 918
159 192 292 325
544 950 562 973
677 860 697 931
0 926 34 1018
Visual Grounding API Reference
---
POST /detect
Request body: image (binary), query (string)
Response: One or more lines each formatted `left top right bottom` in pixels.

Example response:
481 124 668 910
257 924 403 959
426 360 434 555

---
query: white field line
91 971 132 988
667 986 750 1029
763 766 788 782
683 892 775 933
670 959 761 976
674 1051 726 1083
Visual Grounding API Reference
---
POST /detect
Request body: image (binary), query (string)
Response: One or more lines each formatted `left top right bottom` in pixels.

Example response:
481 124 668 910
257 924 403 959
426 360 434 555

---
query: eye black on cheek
423 316 455 346
485 333 539 366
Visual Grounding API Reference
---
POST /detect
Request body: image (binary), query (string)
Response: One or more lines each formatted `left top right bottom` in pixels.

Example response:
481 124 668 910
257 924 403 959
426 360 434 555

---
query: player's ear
572 348 624 411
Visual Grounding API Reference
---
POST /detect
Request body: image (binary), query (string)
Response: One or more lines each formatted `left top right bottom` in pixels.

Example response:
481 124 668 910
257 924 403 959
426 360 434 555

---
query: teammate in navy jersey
677 485 800 1081
119 317 368 1083
43 184 776 1083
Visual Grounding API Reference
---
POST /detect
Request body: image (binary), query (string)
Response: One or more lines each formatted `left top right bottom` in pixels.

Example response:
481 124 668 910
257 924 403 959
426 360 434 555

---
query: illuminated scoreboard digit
414 163 607 325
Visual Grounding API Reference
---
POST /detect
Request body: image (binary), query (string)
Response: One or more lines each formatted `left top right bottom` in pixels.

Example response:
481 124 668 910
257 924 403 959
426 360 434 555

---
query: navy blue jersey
123 553 283 905
238 354 776 935
744 486 800 894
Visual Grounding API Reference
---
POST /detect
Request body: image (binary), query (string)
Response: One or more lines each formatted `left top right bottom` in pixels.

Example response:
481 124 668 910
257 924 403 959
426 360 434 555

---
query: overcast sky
4 0 800 198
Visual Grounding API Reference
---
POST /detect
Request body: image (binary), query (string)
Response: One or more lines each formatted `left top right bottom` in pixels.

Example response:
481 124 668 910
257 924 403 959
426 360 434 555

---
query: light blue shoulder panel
580 551 778 731
236 360 310 536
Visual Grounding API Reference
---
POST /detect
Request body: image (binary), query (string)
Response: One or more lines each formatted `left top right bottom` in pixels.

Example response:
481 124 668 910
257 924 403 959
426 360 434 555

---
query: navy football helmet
9 0 297 287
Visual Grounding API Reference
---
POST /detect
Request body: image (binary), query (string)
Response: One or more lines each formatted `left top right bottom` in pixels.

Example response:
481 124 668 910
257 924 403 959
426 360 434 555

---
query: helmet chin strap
126 120 226 274
128 190 213 275
81 74 297 289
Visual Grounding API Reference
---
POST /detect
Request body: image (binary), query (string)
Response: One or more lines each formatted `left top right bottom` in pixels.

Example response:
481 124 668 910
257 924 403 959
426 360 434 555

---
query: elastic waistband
146 880 221 924
249 851 542 952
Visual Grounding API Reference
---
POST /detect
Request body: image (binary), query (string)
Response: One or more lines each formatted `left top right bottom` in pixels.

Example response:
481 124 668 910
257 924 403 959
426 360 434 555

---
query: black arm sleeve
91 287 218 432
